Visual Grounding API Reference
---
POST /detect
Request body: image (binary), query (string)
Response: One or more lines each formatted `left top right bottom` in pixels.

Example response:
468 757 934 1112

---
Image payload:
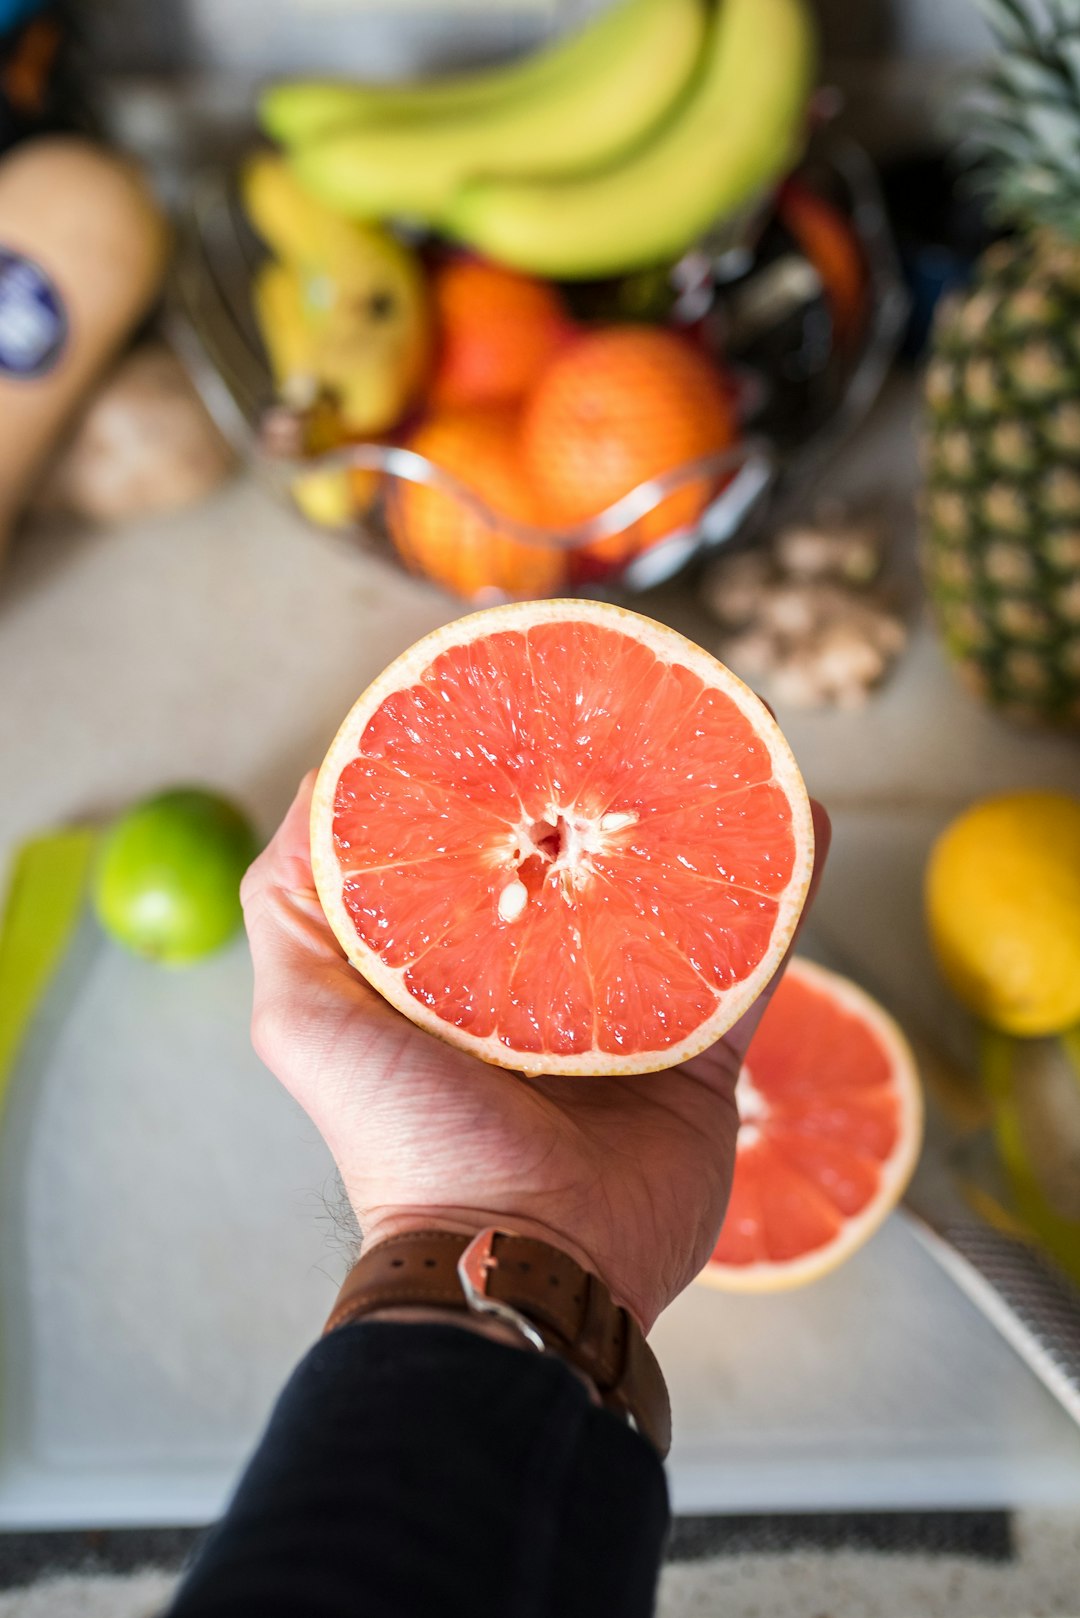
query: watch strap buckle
458 1228 547 1352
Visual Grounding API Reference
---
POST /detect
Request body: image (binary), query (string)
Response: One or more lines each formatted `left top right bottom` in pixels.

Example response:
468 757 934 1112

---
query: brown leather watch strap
324 1228 671 1457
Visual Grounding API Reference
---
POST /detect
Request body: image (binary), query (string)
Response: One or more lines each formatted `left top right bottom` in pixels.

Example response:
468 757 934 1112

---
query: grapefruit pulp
311 600 814 1076
701 958 923 1290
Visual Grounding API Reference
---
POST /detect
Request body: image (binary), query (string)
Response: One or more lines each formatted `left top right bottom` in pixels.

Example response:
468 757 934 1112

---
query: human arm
167 774 829 1617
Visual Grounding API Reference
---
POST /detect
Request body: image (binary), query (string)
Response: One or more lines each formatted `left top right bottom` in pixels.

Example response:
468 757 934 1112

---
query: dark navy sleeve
167 1321 670 1618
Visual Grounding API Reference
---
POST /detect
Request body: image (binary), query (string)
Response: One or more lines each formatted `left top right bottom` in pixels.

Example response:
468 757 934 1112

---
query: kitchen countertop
1 373 1079 1525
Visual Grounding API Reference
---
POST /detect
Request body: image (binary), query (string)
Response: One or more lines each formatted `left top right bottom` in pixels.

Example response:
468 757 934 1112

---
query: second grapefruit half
701 958 923 1290
311 600 814 1076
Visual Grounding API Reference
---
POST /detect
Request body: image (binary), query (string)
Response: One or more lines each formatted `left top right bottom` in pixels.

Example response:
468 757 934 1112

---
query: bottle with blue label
0 246 66 376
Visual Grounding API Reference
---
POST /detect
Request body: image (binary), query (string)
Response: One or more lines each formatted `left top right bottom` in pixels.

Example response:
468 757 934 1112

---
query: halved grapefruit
310 600 814 1076
700 958 923 1290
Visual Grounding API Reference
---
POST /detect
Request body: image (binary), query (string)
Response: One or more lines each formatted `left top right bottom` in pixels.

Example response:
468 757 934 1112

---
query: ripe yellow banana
448 0 816 279
243 152 368 269
245 156 432 434
289 0 707 224
252 260 311 387
260 0 680 145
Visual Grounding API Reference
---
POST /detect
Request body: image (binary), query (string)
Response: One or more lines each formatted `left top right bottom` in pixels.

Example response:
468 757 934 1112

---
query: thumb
241 771 345 974
241 773 377 1074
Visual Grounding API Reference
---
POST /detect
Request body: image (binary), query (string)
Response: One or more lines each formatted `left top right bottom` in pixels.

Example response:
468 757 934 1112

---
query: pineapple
921 0 1080 725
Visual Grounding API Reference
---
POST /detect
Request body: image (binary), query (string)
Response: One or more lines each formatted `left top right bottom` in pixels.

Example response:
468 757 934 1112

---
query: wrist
355 1207 630 1321
324 1227 671 1455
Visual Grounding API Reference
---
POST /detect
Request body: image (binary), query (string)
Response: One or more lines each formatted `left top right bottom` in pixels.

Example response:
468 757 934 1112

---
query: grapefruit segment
311 600 814 1076
778 1096 902 1159
700 958 923 1289
592 859 780 994
754 1146 844 1263
766 1126 883 1218
712 1163 768 1268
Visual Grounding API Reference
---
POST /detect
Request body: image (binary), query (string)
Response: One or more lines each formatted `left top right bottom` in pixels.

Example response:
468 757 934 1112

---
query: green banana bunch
287 0 707 224
449 0 817 278
264 0 816 280
260 0 679 145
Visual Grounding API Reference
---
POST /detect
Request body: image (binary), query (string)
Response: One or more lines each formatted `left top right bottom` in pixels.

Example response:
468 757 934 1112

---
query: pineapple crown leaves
965 0 1080 237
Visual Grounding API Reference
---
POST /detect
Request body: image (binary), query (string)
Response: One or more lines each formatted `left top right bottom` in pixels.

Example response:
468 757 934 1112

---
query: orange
700 959 923 1291
310 601 814 1076
429 257 574 409
387 407 566 600
521 326 737 566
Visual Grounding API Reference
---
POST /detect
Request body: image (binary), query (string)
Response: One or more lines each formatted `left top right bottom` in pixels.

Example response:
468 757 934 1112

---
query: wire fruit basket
170 138 907 599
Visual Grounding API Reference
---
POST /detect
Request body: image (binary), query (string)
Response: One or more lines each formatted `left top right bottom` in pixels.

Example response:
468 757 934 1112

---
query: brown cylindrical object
0 136 169 561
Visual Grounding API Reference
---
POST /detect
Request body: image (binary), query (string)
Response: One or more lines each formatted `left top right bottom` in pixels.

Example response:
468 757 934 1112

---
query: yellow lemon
926 791 1080 1036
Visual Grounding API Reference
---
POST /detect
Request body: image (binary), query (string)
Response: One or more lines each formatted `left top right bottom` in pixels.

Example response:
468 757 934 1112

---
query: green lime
93 787 259 966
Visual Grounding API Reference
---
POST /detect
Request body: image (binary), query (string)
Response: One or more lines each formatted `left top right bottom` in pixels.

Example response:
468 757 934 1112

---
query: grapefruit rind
310 598 814 1077
697 958 924 1292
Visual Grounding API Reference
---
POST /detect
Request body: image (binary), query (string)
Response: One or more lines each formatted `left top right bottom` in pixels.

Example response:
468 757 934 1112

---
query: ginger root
701 508 906 708
42 342 233 522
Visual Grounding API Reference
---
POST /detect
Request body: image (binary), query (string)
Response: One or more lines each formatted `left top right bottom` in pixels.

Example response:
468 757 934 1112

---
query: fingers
241 772 410 1100
241 771 346 993
240 770 324 929
677 1037 744 1093
803 798 832 918
241 769 318 902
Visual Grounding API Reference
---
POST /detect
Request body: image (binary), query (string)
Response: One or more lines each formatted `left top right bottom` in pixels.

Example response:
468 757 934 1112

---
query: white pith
733 1063 766 1147
697 958 924 1292
490 802 642 921
310 598 815 1077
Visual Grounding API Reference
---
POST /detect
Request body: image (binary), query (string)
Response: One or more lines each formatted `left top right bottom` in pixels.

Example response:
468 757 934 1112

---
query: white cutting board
2 384 1080 1524
3 909 1080 1527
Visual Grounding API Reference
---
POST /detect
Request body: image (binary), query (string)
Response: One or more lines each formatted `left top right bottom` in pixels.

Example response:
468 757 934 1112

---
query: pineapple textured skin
921 235 1080 726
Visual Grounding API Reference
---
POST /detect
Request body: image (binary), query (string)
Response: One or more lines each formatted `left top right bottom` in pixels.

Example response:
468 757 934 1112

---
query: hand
242 774 830 1333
